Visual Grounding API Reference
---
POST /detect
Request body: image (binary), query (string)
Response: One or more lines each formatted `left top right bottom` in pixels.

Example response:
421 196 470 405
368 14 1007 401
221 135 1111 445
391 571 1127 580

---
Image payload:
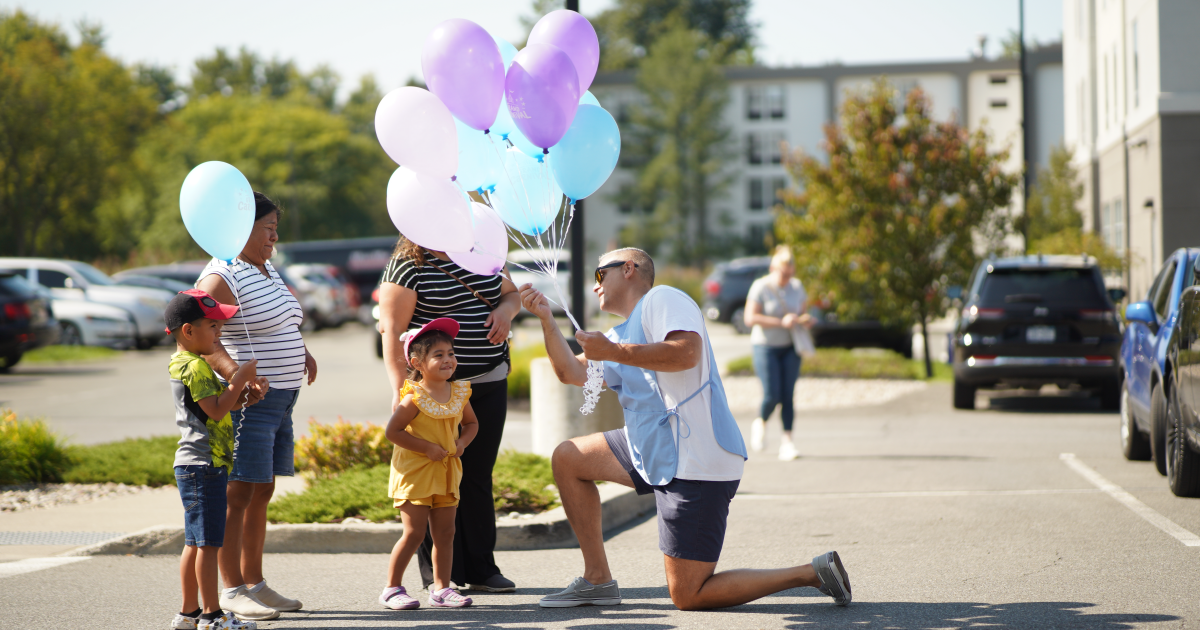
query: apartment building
1064 0 1200 298
586 46 1064 264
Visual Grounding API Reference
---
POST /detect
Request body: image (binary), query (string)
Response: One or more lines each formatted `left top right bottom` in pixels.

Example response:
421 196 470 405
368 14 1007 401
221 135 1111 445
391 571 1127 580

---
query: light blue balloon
489 147 564 235
179 161 255 262
454 117 505 193
549 105 621 202
579 90 600 107
506 122 546 160
488 35 521 138
492 34 518 70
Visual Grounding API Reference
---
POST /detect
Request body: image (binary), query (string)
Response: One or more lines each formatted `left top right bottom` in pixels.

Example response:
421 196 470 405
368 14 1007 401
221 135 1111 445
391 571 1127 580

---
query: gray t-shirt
747 276 807 348
169 351 234 471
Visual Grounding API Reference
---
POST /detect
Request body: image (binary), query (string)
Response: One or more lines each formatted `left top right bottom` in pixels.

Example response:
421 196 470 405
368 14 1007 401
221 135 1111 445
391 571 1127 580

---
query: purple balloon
422 19 504 131
528 10 600 93
505 43 580 150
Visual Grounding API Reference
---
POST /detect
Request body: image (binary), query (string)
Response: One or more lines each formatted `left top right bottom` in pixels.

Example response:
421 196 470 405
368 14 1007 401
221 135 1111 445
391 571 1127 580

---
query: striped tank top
199 259 307 390
383 255 508 381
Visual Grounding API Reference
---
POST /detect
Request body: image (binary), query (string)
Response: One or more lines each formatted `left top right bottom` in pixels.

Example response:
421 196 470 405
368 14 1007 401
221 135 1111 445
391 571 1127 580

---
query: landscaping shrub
0 409 74 484
294 417 391 479
268 464 393 524
507 344 548 399
25 345 119 363
726 348 926 380
64 435 178 487
655 265 709 305
492 449 558 514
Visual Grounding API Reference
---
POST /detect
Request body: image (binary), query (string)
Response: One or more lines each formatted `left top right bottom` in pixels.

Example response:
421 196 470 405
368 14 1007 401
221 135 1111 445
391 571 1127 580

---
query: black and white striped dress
383 256 507 381
199 259 307 390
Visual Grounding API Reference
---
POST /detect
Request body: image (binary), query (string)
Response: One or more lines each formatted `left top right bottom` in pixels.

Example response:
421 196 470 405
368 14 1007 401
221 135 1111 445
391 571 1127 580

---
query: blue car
1121 248 1198 474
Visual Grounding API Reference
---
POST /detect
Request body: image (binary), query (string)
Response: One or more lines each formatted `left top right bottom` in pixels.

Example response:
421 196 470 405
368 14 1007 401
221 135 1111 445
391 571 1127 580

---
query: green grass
64 435 179 487
726 348 952 381
508 343 548 399
24 345 120 363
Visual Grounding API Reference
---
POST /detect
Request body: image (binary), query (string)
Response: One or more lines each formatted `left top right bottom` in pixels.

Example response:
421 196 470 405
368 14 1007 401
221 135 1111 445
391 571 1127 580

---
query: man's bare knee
668 584 704 611
551 439 583 476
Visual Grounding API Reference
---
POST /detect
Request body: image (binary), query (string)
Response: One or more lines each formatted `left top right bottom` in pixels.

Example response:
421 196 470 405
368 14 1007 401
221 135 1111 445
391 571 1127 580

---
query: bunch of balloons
374 10 621 287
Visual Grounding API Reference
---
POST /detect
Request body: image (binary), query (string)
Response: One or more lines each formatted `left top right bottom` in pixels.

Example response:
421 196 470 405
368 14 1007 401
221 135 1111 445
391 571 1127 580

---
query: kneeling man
519 247 851 611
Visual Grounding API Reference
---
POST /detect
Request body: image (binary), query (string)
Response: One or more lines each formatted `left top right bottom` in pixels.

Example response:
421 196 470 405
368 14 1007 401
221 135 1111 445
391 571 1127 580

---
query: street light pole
566 0 586 330
1019 0 1032 253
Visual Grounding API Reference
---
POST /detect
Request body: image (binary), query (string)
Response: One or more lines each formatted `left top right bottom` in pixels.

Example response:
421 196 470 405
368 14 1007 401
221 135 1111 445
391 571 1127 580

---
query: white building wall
1036 64 1066 166
834 73 960 122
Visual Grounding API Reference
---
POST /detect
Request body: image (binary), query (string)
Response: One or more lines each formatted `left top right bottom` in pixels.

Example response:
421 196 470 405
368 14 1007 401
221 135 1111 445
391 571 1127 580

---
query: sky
15 0 1063 99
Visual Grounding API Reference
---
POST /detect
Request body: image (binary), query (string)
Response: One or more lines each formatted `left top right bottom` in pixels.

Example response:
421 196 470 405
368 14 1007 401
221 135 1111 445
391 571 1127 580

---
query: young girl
379 318 479 610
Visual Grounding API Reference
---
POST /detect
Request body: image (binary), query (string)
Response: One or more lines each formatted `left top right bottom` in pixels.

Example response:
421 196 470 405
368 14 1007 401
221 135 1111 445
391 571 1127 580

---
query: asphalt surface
4 325 1200 627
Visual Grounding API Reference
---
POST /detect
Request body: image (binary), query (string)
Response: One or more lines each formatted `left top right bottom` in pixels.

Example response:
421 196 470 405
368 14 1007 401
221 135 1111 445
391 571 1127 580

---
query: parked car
702 256 913 355
275 236 398 310
1158 255 1200 496
0 258 172 349
111 272 194 294
0 272 58 370
1119 248 1195 472
952 255 1123 410
49 297 137 349
508 249 598 319
285 263 354 328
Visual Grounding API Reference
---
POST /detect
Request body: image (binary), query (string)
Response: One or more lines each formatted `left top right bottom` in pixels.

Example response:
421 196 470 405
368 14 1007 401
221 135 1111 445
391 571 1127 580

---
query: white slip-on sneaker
750 418 766 452
250 581 302 611
170 612 198 630
778 440 799 461
219 586 280 621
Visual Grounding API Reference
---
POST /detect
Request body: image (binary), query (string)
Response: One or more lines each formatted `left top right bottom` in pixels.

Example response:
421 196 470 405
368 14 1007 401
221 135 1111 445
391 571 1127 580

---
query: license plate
1026 325 1056 343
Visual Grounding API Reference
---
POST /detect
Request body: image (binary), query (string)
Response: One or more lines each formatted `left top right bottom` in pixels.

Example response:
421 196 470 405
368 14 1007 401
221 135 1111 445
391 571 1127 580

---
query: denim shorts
604 429 740 563
229 387 299 483
175 465 228 547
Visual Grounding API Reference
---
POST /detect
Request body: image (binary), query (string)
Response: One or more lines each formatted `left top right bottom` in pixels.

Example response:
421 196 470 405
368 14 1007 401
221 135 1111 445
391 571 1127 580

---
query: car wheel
1166 386 1200 497
59 322 83 346
1151 383 1169 476
953 378 976 410
731 307 749 335
1121 381 1151 461
0 352 21 372
135 336 155 350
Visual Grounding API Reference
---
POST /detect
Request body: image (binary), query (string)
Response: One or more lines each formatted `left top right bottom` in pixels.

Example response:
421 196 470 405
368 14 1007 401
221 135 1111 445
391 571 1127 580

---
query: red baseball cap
165 289 240 332
404 317 460 360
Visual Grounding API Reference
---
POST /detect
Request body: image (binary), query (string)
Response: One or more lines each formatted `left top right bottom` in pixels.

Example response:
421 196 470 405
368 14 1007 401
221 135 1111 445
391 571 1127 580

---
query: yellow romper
389 379 471 509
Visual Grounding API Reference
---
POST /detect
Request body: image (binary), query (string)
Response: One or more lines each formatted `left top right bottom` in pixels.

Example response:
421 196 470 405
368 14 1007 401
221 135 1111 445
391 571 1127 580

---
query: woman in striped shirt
379 237 522 593
197 192 313 620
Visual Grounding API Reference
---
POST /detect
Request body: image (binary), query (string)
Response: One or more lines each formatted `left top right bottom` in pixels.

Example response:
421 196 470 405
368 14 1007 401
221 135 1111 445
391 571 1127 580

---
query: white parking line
1060 453 1200 547
0 556 91 578
735 488 1101 500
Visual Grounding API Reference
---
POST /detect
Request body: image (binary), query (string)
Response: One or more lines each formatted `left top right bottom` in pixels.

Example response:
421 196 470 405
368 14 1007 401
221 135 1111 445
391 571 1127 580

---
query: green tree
0 11 157 258
189 47 338 109
1023 144 1123 270
342 74 383 139
777 80 1019 377
618 19 734 266
593 0 754 70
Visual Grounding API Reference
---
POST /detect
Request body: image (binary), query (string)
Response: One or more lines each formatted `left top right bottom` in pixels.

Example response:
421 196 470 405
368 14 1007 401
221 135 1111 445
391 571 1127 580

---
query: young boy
167 289 260 630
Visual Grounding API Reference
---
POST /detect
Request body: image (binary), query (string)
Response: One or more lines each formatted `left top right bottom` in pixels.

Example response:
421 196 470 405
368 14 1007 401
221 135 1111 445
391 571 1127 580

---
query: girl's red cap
404 317 459 360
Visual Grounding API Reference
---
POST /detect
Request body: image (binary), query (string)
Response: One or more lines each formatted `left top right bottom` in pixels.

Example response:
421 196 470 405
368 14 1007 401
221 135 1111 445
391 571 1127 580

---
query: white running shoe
750 417 766 452
778 440 799 461
250 581 302 611
219 586 280 621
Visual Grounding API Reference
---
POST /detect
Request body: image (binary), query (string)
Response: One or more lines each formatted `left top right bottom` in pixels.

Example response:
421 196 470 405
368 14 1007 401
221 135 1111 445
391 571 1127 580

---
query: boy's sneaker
379 586 420 610
812 551 852 606
197 613 258 630
169 612 198 630
249 581 302 611
467 573 516 593
219 586 280 621
539 577 622 607
428 587 472 608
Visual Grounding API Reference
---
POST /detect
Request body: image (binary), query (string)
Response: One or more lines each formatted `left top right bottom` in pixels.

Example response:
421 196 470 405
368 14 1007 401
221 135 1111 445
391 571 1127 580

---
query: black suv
702 257 770 334
952 256 1122 410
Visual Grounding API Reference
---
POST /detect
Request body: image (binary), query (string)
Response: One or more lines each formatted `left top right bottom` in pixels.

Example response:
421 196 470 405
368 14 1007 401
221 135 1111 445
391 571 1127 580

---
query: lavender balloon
448 202 509 276
527 10 600 93
422 19 504 131
505 43 580 150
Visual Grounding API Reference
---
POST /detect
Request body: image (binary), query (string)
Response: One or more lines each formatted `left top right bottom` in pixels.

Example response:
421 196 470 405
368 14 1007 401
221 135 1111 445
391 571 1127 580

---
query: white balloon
375 87 458 179
386 166 473 252
448 202 509 275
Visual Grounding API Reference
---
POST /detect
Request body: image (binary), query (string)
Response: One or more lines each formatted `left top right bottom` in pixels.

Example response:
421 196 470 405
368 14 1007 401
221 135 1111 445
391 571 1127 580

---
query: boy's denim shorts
229 387 299 484
175 465 228 547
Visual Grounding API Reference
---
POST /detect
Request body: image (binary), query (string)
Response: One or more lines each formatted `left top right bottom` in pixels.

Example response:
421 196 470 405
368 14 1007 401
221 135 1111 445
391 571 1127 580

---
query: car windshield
0 273 35 298
977 268 1107 308
67 261 115 286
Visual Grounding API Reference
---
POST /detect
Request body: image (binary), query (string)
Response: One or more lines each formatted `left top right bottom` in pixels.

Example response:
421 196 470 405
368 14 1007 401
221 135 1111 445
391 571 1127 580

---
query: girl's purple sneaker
429 587 472 608
380 586 420 610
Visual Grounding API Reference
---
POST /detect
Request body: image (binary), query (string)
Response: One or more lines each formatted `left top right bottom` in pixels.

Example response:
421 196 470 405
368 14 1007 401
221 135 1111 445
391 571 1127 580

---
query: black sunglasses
595 260 638 285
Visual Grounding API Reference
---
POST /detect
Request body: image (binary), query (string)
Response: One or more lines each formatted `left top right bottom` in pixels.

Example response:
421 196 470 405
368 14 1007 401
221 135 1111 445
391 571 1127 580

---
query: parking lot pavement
4 379 1200 627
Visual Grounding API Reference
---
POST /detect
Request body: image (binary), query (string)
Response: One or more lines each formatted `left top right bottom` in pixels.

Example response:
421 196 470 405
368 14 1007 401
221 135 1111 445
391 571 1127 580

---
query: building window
990 99 1008 108
1132 21 1140 108
618 184 633 214
1101 199 1126 255
989 74 1008 85
745 86 763 120
766 85 785 119
771 177 788 206
747 223 768 254
768 131 786 164
748 178 764 210
746 133 763 165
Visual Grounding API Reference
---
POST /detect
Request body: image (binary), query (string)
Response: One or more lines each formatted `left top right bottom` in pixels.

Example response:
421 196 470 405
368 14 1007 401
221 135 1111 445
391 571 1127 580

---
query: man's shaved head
600 248 655 286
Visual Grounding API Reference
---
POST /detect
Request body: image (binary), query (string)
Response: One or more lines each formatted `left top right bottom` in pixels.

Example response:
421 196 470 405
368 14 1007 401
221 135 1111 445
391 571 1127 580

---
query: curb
61 484 655 556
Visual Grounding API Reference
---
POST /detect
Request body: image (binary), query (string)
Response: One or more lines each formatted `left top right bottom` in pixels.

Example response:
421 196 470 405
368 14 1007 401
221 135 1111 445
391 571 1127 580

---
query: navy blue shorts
604 429 740 563
175 465 228 547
